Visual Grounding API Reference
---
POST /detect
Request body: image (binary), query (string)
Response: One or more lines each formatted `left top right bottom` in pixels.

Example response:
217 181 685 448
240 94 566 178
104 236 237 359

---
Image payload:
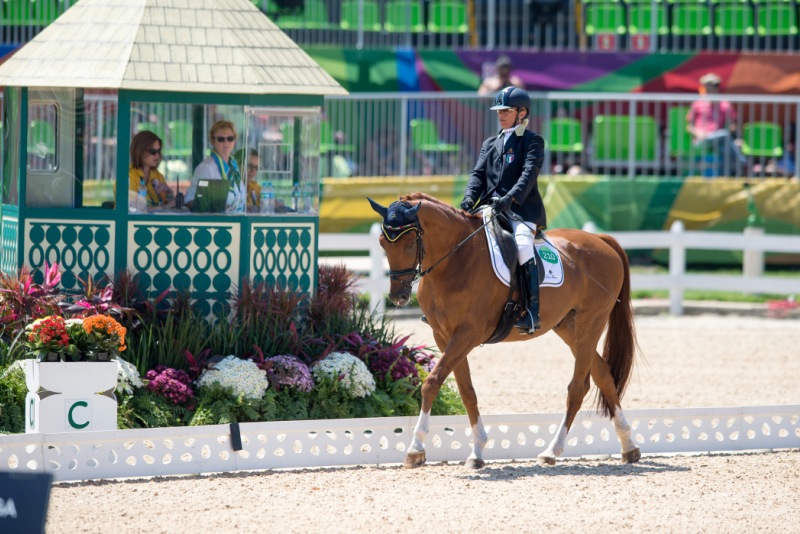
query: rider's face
497 108 519 130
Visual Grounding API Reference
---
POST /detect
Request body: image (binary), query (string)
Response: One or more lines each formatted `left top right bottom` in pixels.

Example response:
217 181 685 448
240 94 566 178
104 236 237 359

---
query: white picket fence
2 405 798 482
319 222 800 315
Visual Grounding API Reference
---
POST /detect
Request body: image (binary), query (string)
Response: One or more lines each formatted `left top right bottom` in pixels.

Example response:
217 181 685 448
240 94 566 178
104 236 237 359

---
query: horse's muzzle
390 289 411 306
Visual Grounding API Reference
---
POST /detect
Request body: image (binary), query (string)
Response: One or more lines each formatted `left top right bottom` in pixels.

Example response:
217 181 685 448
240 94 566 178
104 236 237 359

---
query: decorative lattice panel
250 222 315 293
1 406 798 482
1 210 18 275
25 218 115 288
128 221 241 317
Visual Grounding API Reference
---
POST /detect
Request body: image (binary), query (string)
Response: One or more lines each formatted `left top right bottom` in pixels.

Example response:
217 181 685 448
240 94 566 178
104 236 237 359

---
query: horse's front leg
404 329 478 469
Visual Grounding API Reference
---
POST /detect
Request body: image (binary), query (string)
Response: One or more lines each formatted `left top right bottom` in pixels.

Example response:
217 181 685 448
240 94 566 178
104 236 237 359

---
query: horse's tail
595 234 638 417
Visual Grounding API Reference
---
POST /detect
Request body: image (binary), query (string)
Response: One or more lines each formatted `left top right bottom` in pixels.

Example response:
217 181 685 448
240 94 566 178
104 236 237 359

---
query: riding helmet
490 86 531 115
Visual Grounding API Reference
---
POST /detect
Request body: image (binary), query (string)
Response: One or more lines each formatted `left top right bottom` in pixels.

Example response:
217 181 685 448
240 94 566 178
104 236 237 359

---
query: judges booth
1 87 328 315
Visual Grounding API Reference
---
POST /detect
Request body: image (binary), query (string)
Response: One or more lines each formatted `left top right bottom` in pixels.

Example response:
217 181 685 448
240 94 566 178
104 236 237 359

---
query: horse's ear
366 197 388 219
408 202 421 216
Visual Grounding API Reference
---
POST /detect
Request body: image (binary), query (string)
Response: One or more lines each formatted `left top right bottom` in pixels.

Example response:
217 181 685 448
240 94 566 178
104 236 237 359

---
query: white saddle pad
482 210 565 288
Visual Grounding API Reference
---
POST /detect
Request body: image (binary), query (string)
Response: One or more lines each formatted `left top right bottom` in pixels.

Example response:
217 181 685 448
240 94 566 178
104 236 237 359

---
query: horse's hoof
403 451 426 469
537 454 556 466
465 458 485 470
621 447 641 464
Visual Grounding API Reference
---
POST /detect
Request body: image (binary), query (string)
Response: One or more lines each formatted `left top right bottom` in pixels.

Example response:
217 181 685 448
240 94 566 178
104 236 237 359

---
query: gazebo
0 0 347 314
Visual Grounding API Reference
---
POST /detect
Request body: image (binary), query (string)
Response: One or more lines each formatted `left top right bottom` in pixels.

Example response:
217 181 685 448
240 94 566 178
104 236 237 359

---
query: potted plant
22 314 126 433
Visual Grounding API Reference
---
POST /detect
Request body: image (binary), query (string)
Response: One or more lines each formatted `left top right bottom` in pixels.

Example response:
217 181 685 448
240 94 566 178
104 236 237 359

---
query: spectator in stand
686 72 746 177
478 56 526 96
128 130 175 210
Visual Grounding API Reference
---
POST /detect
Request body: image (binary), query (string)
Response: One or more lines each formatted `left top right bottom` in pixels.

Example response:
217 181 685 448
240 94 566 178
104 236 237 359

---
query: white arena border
1 405 798 482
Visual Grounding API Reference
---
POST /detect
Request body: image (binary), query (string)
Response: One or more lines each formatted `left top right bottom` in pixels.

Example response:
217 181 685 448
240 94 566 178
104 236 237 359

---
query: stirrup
514 310 539 335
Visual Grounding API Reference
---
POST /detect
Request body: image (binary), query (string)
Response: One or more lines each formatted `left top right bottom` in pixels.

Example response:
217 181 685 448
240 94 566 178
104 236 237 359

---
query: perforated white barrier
1 405 798 482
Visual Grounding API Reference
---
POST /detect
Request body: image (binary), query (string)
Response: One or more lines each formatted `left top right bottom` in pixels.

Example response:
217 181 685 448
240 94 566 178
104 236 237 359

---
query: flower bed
0 263 464 434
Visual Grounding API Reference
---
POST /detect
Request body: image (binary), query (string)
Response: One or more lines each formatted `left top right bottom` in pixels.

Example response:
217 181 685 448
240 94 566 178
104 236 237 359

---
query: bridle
382 208 497 289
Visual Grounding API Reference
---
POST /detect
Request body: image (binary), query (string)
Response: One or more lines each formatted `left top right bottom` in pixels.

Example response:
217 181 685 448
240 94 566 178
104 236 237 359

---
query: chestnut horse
368 193 640 469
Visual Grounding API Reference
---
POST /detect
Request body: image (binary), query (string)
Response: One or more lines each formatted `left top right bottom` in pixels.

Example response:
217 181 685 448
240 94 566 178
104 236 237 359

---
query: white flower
116 358 143 396
197 355 269 400
312 351 376 398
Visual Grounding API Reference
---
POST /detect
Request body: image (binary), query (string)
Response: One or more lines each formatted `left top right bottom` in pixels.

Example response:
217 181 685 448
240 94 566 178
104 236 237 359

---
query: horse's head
368 197 422 306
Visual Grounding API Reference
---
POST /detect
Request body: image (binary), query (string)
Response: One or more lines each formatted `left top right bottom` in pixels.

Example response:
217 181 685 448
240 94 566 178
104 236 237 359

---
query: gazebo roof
0 0 347 96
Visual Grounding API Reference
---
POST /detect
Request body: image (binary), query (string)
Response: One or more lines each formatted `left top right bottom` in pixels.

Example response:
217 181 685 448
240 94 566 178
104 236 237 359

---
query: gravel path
46 313 800 533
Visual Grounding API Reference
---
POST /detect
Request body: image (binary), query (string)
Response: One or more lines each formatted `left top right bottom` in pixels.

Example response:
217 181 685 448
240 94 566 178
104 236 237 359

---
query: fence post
743 226 765 278
669 220 685 315
369 223 386 315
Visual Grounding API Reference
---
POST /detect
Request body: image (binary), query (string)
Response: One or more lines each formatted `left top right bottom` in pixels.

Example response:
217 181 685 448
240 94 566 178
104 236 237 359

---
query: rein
384 210 497 288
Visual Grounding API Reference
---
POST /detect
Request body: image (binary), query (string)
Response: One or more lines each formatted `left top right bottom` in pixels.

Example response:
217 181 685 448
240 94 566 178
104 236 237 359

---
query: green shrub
0 364 28 434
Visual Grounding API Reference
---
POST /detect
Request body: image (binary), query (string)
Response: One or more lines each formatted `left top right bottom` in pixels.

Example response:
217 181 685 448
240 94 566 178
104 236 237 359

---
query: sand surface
47 313 800 533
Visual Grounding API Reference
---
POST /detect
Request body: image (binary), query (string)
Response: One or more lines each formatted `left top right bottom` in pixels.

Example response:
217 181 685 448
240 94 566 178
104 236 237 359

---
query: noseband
382 221 425 289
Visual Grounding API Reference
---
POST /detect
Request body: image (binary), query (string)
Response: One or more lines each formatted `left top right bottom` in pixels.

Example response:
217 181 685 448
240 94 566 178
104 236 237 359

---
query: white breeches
511 219 537 265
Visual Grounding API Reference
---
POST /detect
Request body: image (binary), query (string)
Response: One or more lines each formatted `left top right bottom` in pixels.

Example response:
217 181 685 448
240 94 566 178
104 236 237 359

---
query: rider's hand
460 197 474 211
492 195 512 212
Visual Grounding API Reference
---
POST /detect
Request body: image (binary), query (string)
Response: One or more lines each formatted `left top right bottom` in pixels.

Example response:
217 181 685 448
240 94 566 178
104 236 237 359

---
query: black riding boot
515 259 541 334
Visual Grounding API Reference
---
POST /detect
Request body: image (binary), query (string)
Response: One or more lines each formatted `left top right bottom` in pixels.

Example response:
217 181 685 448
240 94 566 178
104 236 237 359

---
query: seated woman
235 148 262 212
129 130 175 209
185 120 246 213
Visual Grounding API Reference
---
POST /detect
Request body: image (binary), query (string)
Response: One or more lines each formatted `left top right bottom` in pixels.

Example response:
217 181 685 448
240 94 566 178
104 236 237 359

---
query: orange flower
83 314 127 352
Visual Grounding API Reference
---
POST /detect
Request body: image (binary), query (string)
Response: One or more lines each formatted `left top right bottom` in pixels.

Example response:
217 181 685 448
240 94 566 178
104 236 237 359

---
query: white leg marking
612 407 638 453
540 415 569 459
408 409 430 453
467 416 488 462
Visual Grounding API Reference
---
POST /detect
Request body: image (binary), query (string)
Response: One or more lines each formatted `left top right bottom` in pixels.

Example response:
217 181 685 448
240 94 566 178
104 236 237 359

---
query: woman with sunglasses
128 130 175 210
185 120 245 213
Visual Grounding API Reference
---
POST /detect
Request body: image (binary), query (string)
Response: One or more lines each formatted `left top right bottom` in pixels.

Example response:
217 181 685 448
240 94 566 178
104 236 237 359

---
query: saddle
483 210 544 344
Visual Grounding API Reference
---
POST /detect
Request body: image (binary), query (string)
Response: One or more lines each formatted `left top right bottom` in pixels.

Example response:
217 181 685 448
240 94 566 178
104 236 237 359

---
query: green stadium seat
591 115 659 165
757 5 798 36
340 0 381 31
276 0 332 29
320 120 355 154
741 122 783 157
384 1 425 33
135 121 166 143
585 5 627 35
27 120 56 156
714 5 755 36
164 120 193 159
410 118 460 153
548 118 584 153
671 5 712 35
668 106 693 158
628 4 669 35
428 0 469 33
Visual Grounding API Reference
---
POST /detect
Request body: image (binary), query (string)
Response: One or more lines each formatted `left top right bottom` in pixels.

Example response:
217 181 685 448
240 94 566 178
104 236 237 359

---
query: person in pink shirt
686 72 745 176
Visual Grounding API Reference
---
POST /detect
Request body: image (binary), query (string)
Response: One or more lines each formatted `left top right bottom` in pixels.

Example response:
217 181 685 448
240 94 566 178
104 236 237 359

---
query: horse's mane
400 192 481 219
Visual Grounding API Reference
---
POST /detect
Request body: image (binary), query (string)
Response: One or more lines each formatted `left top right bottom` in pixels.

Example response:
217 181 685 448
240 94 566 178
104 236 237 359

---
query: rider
461 86 546 334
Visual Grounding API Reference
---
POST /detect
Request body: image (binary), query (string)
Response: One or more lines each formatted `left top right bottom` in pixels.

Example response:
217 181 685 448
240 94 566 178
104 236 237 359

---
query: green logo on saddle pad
538 246 558 264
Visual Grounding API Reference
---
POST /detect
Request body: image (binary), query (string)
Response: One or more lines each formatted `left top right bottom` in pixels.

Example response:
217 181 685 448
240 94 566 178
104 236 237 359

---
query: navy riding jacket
464 129 546 228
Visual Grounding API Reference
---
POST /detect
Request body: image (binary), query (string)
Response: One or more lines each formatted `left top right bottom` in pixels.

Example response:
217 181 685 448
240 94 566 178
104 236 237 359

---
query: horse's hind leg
539 314 605 465
451 359 488 469
589 353 640 463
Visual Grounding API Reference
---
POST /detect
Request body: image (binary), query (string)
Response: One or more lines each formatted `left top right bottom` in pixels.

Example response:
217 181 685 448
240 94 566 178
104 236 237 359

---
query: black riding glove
492 195 513 213
460 197 474 211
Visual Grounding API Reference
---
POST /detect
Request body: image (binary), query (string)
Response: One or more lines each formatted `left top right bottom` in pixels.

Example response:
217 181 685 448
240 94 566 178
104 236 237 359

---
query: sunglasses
147 148 162 155
247 164 258 171
214 136 236 143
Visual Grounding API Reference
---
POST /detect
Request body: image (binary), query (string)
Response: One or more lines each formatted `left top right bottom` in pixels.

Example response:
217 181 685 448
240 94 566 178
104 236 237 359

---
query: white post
582 221 598 233
369 223 386 315
669 220 685 315
743 226 765 278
